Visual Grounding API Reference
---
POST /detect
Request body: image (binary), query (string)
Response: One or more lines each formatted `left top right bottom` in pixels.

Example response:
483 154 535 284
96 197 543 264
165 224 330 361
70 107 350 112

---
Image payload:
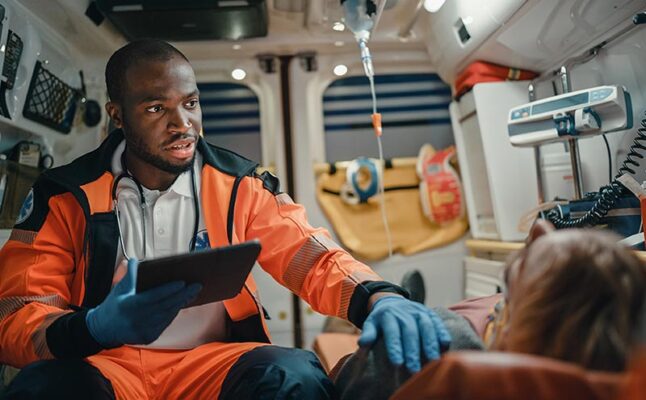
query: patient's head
497 221 646 371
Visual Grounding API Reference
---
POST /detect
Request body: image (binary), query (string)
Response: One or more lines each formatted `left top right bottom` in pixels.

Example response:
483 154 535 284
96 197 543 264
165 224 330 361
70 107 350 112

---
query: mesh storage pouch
22 61 80 134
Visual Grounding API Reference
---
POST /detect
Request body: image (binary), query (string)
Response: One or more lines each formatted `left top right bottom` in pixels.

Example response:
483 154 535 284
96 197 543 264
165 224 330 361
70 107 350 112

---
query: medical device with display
508 85 632 147
509 83 646 230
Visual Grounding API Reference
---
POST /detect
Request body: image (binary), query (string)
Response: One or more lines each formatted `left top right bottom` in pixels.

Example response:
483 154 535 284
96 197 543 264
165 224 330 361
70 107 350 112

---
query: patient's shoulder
447 294 504 337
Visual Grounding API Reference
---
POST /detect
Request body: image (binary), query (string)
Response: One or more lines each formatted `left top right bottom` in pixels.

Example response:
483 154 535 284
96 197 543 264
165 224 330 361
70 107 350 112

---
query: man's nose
168 108 192 133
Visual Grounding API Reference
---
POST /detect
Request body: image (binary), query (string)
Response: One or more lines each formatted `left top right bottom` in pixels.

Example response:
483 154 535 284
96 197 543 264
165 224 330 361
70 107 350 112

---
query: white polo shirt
111 140 227 349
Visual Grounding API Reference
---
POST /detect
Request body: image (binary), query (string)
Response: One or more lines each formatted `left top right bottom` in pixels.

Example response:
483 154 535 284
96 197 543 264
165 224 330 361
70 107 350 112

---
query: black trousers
4 346 337 400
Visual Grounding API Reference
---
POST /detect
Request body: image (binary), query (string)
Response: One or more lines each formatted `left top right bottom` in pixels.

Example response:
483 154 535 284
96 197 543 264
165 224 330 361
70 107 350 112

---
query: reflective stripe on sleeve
9 229 37 245
282 235 330 294
282 234 343 294
338 277 356 320
0 294 68 322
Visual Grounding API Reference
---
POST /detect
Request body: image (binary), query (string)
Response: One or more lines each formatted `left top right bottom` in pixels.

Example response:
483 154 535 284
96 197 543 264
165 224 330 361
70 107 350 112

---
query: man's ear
527 219 555 244
105 101 123 128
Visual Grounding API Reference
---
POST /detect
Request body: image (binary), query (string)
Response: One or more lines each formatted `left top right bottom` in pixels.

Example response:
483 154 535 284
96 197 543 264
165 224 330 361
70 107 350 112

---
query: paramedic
0 39 450 399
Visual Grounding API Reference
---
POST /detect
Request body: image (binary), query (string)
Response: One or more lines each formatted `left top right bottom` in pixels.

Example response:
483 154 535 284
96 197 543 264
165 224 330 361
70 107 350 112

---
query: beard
122 121 195 175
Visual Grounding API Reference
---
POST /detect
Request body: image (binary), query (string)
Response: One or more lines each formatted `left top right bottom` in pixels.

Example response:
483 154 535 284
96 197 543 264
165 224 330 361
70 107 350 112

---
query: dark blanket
334 307 484 400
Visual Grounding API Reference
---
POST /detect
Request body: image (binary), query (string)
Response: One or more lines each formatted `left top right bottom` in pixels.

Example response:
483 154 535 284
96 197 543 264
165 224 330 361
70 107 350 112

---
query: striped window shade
323 73 454 163
198 82 262 162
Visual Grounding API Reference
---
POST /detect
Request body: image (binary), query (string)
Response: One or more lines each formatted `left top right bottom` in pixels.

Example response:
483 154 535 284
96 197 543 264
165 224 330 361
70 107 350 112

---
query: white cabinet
451 81 539 241
463 239 522 299
464 256 504 298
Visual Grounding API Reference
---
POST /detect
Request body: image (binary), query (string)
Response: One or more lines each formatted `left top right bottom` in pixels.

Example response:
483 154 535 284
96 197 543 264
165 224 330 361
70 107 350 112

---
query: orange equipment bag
454 61 539 100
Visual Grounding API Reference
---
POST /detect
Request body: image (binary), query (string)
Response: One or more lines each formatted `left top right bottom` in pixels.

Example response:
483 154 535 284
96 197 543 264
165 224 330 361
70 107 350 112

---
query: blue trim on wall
327 74 444 87
323 88 451 102
324 103 449 116
325 118 452 132
323 73 453 138
202 110 261 119
200 97 259 106
198 81 261 137
204 125 261 135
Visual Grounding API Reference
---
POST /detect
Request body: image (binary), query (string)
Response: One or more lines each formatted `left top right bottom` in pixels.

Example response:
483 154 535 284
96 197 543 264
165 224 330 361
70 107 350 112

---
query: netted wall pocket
22 61 80 134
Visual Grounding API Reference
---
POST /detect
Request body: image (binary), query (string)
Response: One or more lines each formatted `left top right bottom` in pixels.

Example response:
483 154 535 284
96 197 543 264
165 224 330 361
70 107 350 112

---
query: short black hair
105 39 189 103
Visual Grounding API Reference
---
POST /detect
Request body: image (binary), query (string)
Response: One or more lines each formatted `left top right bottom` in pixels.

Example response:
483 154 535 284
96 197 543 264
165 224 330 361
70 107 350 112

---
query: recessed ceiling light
334 41 345 47
232 44 242 50
231 68 246 80
333 22 345 32
333 64 348 76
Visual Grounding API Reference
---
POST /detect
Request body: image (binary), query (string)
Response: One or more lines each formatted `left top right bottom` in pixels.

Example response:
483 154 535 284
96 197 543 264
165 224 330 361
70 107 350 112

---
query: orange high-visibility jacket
0 130 404 368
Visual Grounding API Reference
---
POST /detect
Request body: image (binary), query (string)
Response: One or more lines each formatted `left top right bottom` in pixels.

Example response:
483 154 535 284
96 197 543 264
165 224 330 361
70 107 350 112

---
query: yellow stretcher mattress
316 164 468 261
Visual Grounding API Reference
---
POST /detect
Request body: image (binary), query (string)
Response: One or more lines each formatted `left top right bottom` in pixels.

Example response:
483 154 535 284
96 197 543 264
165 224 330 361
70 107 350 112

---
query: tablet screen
136 240 261 307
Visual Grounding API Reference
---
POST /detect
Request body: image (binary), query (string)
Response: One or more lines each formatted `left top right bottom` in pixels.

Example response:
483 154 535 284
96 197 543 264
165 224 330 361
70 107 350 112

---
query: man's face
107 56 202 174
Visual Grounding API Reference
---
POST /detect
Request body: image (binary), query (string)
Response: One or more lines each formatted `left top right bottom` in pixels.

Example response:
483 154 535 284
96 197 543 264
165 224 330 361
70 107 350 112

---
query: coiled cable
545 110 646 228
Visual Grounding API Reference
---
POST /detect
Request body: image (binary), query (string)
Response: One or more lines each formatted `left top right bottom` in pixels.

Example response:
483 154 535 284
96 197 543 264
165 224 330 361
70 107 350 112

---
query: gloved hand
358 295 451 373
86 258 202 348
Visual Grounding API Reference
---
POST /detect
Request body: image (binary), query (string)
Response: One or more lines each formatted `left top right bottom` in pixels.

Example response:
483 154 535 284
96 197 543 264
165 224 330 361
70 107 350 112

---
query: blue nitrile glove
358 296 452 373
85 258 202 348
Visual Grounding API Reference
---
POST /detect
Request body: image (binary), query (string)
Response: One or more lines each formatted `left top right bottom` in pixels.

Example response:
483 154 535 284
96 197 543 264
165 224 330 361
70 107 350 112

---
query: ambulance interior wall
285 49 468 348
530 27 646 198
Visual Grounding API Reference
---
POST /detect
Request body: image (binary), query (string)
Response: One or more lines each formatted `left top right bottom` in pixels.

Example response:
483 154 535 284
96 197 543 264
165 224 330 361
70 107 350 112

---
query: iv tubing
366 54 393 257
351 22 393 256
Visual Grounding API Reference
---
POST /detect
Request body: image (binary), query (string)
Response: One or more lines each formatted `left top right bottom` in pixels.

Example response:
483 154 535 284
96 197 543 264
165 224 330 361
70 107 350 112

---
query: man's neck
124 150 178 191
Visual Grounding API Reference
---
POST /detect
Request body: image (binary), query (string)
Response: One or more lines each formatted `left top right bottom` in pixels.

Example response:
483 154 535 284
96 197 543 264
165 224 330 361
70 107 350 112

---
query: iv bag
342 0 375 40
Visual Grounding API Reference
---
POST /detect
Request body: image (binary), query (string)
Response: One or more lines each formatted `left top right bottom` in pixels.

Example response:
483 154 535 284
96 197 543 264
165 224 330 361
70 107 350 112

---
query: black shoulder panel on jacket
82 212 120 308
198 138 259 178
44 129 122 189
254 171 281 195
14 130 123 233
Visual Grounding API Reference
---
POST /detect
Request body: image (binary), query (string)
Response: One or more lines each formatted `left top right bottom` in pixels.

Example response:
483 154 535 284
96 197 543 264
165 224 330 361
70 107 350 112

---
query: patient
490 220 646 371
335 221 646 399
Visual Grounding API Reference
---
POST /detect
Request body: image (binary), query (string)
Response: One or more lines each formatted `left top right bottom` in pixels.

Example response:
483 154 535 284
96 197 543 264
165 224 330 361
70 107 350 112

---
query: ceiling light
231 68 246 80
333 22 345 32
424 0 446 13
333 64 348 76
334 41 345 47
232 44 242 50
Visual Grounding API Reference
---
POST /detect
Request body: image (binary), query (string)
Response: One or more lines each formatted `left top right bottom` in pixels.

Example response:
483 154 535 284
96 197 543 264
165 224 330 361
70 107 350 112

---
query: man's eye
146 105 163 113
186 99 199 109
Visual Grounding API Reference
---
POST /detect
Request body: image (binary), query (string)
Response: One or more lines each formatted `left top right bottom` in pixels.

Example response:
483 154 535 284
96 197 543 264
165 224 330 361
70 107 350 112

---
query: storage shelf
466 239 524 254
466 239 646 262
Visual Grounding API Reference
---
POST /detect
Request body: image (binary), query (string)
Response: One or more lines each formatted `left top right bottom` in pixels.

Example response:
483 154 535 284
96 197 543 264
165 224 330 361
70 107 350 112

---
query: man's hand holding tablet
136 240 261 307
85 240 261 348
